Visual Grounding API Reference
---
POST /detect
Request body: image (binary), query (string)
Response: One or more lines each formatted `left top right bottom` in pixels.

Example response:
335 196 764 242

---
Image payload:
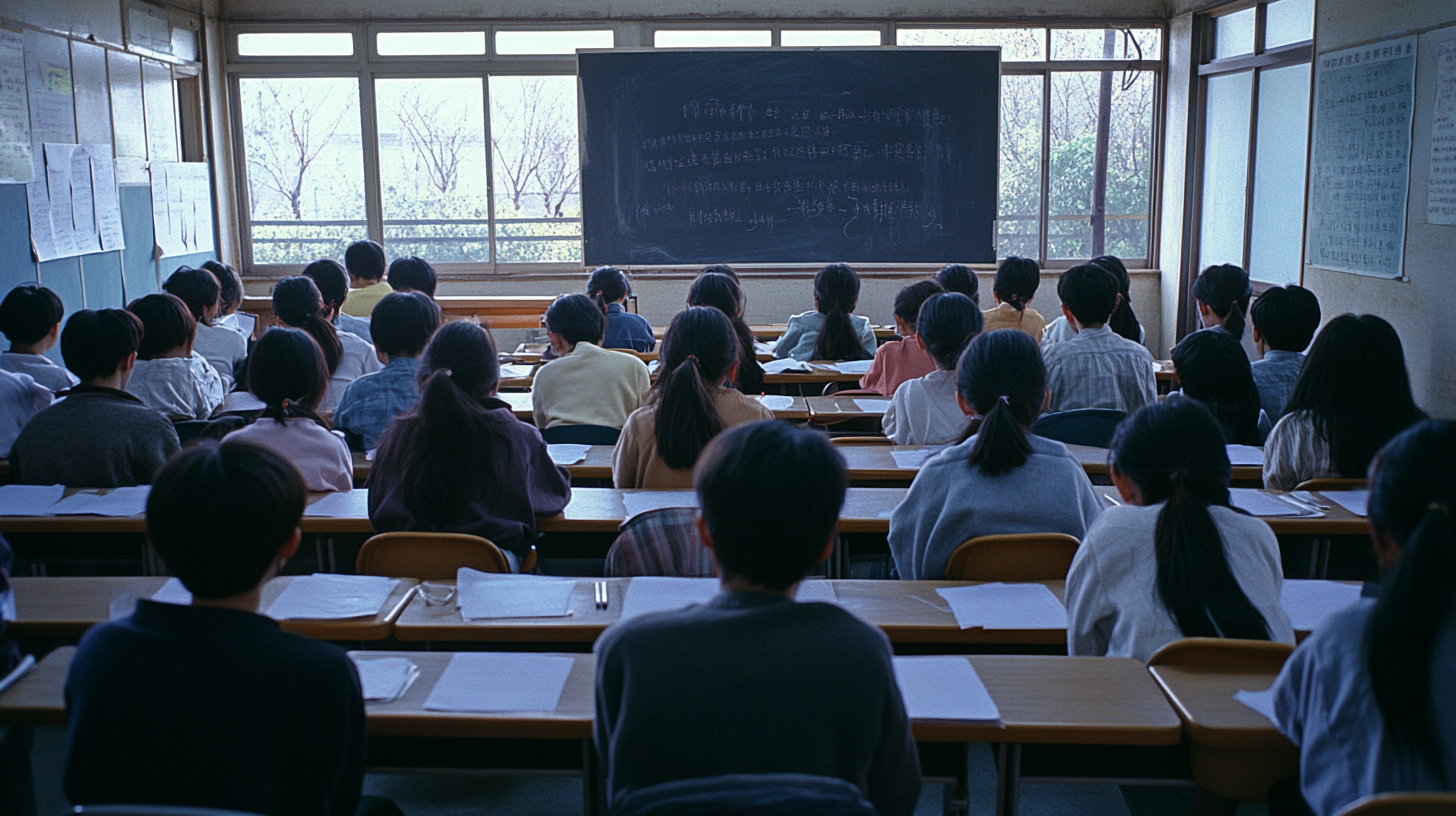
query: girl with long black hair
686 272 764 395
774 263 876 362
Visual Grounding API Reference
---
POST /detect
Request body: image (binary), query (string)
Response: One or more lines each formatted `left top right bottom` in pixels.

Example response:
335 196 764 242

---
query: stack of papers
647 360 660 375
1225 444 1264 466
833 360 873 375
0 485 66 516
756 395 794 411
620 491 697 523
1321 489 1369 517
893 656 1001 723
265 574 399 620
852 399 892 414
547 444 591 465
794 580 837 604
935 583 1068 630
48 487 150 517
456 568 576 620
1229 489 1322 517
621 576 718 619
423 653 575 712
1280 580 1363 631
500 364 535 379
762 358 812 375
151 578 193 605
303 491 369 517
351 655 420 703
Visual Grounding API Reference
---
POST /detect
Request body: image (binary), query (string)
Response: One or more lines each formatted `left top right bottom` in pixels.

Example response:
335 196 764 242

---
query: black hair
545 293 607 347
372 321 512 531
586 266 631 314
700 264 739 281
936 263 980 305
812 263 868 361
302 258 349 314
201 261 244 314
1249 285 1321 352
993 257 1040 312
162 266 221 323
695 420 847 591
1111 398 1271 641
246 327 331 430
60 309 143 382
1091 255 1142 343
892 280 945 333
916 292 983 369
0 284 64 345
371 291 441 358
146 442 306 600
387 256 438 297
1057 264 1120 328
652 306 739 471
1285 314 1426 478
1365 420 1456 784
127 293 196 360
957 329 1046 475
271 277 343 376
344 239 387 282
1192 264 1252 341
687 272 763 395
1171 329 1262 446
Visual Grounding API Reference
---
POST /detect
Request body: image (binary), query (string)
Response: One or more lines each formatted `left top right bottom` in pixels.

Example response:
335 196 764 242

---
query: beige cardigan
612 388 775 489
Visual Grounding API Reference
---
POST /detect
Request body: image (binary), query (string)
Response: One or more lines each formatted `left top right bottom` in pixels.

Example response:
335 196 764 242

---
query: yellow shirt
981 302 1047 343
342 281 395 317
530 343 651 430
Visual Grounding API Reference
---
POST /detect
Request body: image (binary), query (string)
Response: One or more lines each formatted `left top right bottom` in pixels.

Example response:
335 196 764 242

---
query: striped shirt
1262 410 1335 491
1042 326 1156 414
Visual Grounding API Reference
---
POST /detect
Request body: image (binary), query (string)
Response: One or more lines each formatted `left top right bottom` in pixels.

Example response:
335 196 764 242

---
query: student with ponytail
369 321 570 570
882 293 982 445
1193 263 1254 355
1269 420 1456 816
613 306 772 489
1066 398 1293 662
272 274 381 413
587 266 655 352
303 258 374 344
686 271 764 394
888 329 1102 580
981 257 1046 341
775 263 876 362
1093 255 1142 344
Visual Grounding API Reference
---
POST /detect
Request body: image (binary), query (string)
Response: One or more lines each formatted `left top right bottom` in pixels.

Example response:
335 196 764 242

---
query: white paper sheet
232 311 257 339
1229 489 1319 518
620 576 718 619
834 360 873 375
890 449 934 470
647 360 659 375
456 568 576 620
0 31 34 184
265 574 399 620
547 444 591 466
24 178 58 261
150 577 193 605
795 580 837 604
852 399 892 414
762 358 812 374
756 395 794 411
1225 444 1264 466
1429 39 1456 225
89 146 124 251
935 583 1068 630
1281 580 1363 631
42 144 78 257
48 487 149 517
1234 687 1280 726
0 485 65 516
620 491 697 523
500 364 535 379
1320 489 1369 517
893 656 1002 723
303 490 368 518
66 144 100 254
351 655 420 703
423 653 575 713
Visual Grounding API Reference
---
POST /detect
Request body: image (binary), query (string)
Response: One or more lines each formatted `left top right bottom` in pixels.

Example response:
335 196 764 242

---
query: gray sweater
12 387 181 487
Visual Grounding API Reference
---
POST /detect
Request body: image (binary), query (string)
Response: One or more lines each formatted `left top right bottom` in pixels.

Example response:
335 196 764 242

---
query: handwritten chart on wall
1428 38 1456 226
26 143 126 261
1307 37 1417 278
579 49 1000 266
0 31 33 184
150 162 213 258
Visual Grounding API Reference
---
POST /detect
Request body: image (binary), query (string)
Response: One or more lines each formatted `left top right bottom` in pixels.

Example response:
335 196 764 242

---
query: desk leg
582 740 606 816
994 743 1021 816
828 533 848 579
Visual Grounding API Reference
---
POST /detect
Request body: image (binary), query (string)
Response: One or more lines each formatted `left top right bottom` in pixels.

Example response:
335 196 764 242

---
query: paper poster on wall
23 30 76 174
150 162 214 258
42 144 79 258
66 145 101 255
25 143 123 262
89 146 125 251
0 30 34 183
1306 36 1417 278
1428 38 1456 225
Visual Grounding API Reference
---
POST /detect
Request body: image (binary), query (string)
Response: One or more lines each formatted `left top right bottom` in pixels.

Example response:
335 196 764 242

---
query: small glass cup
419 582 457 607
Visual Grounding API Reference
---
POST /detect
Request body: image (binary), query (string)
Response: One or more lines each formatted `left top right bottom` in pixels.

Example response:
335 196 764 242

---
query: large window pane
489 76 581 263
653 30 771 48
895 27 1045 61
375 78 489 263
237 32 353 57
377 31 485 56
1248 63 1310 283
495 30 614 55
1265 0 1315 49
1199 72 1253 268
1050 28 1162 61
239 77 365 264
998 75 1043 259
780 29 881 47
1214 8 1256 59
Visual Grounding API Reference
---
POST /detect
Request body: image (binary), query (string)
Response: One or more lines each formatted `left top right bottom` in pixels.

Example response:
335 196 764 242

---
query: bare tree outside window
489 75 582 262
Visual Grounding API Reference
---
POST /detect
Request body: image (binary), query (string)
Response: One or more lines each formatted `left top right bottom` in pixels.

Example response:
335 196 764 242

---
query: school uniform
888 434 1104 580
342 281 393 317
531 342 651 430
215 312 250 338
335 312 373 346
981 303 1047 342
859 338 935 397
774 310 877 362
0 369 50 458
881 369 965 446
612 388 774 489
319 329 384 414
11 386 180 487
1041 315 1145 350
223 419 353 493
0 351 76 393
64 600 365 816
604 303 656 352
1042 325 1157 414
594 591 922 816
193 322 248 392
1269 600 1456 816
1262 410 1336 491
1251 349 1304 420
124 354 225 421
1065 503 1294 662
334 357 419 452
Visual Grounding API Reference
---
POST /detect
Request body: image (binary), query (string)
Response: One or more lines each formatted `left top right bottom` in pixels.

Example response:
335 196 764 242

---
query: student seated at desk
64 442 377 816
304 259 380 369
0 367 50 458
273 275 381 414
124 293 225 421
369 321 570 571
981 256 1046 342
224 329 352 493
1249 285 1320 421
0 284 77 392
386 255 438 298
532 294 650 433
859 279 941 397
1264 314 1426 491
1268 419 1456 816
889 329 1103 580
164 265 248 392
1171 329 1268 445
1193 263 1257 360
1066 398 1293 662
614 307 773 489
935 262 980 304
589 266 655 352
202 260 249 340
334 292 440 452
12 310 179 486
1042 264 1156 414
882 292 982 446
687 271 764 394
775 263 876 362
342 239 392 318
595 421 922 816
1042 255 1142 348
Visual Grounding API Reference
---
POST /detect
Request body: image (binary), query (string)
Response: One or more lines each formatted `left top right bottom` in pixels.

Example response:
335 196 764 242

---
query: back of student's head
992 257 1039 312
916 292 983 369
201 261 244 314
688 272 763 394
271 276 342 375
344 239 386 282
654 306 739 471
1171 329 1262 446
1091 255 1141 343
371 291 441 358
812 263 866 361
586 266 631 313
147 442 305 600
699 263 738 282
1249 285 1321 352
1286 313 1425 478
387 256 438 298
162 266 221 322
892 280 944 334
957 329 1046 475
695 420 847 591
61 309 143 382
302 259 350 313
1192 264 1252 340
247 327 330 427
0 284 64 345
1110 398 1271 642
545 293 606 347
127 293 196 360
935 263 980 305
1056 264 1120 327
1364 420 1456 781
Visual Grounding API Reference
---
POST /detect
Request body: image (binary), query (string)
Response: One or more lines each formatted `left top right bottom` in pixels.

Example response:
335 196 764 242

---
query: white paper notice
620 576 718 620
1321 489 1369 517
795 580 837 604
0 31 33 183
1234 687 1280 726
48 487 149 517
834 360 873 375
547 444 591 466
762 358 812 374
935 583 1068 630
350 655 420 703
1229 489 1318 518
89 146 125 251
265 574 398 620
1225 444 1264 466
1281 580 1363 631
1428 39 1456 225
303 490 368 518
853 399 892 413
151 577 193 605
890 449 934 470
756 395 794 411
893 656 1002 723
456 568 576 620
620 491 697 522
500 364 534 379
0 484 65 516
423 653 575 713
150 162 215 258
24 178 57 261
66 144 101 254
42 144 78 257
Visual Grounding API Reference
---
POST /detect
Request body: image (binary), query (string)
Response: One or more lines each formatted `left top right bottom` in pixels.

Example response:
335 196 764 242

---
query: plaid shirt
1043 325 1157 414
334 357 419 451
605 508 716 577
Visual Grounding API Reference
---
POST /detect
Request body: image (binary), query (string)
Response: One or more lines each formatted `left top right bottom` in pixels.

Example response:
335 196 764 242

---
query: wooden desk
653 323 897 341
242 295 555 333
493 392 809 425
1066 445 1263 482
806 394 891 425
763 366 868 387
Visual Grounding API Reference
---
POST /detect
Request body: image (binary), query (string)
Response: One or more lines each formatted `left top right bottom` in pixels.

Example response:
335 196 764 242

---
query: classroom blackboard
579 49 999 266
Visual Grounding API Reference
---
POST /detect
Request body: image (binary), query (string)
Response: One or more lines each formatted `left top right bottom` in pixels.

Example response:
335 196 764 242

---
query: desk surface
1147 664 1289 749
806 394 890 423
493 392 810 424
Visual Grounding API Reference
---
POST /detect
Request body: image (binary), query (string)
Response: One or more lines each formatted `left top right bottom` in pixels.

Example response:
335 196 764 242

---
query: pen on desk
595 581 608 610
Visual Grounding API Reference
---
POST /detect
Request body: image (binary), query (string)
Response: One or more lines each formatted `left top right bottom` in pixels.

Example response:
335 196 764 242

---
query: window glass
780 29 882 47
237 32 354 57
1247 63 1310 283
489 76 582 263
653 30 772 48
495 29 614 55
1214 8 1257 59
895 27 1045 61
1050 28 1162 60
998 74 1043 259
1199 71 1254 268
376 31 485 56
1265 0 1315 49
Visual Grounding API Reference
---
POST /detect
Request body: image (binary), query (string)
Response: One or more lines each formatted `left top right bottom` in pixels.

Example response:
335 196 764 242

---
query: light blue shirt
774 310 877 362
335 312 373 345
1251 349 1304 420
333 357 417 451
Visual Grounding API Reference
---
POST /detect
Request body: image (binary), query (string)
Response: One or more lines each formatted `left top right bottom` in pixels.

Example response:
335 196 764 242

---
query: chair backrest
830 436 892 446
541 424 622 446
1031 408 1128 448
355 532 510 579
1145 637 1295 669
607 347 656 362
943 533 1081 581
1294 477 1368 492
605 508 714 578
615 773 878 816
174 416 249 444
820 383 880 397
72 807 266 816
1336 793 1456 816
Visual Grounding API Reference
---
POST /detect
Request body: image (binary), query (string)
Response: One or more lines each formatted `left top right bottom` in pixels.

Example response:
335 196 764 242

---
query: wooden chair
1294 477 1368 492
355 532 536 579
830 436 892 446
1336 793 1456 816
1146 637 1295 670
942 533 1080 581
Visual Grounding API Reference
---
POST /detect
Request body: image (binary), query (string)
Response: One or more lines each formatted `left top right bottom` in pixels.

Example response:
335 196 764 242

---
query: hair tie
438 368 452 378
997 394 1010 405
686 355 699 364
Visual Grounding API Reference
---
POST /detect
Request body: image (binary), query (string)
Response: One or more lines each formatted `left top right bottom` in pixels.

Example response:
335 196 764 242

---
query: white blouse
1263 410 1336 491
223 418 353 492
881 369 966 446
124 354 224 421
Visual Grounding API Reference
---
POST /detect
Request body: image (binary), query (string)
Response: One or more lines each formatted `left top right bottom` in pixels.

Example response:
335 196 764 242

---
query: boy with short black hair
164 265 247 391
342 240 392 318
334 291 441 451
594 420 921 816
859 279 942 396
0 284 77 392
386 256 438 298
124 293 225 420
532 293 650 433
1249 284 1321 420
1042 264 1156 414
64 442 368 815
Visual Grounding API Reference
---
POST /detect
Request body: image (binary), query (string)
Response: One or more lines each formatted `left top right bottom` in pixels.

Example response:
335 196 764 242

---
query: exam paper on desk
1280 580 1363 631
48 487 150 517
620 576 718 620
893 656 1001 723
935 583 1068 630
0 485 66 516
423 653 575 713
265 574 399 620
456 567 576 620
